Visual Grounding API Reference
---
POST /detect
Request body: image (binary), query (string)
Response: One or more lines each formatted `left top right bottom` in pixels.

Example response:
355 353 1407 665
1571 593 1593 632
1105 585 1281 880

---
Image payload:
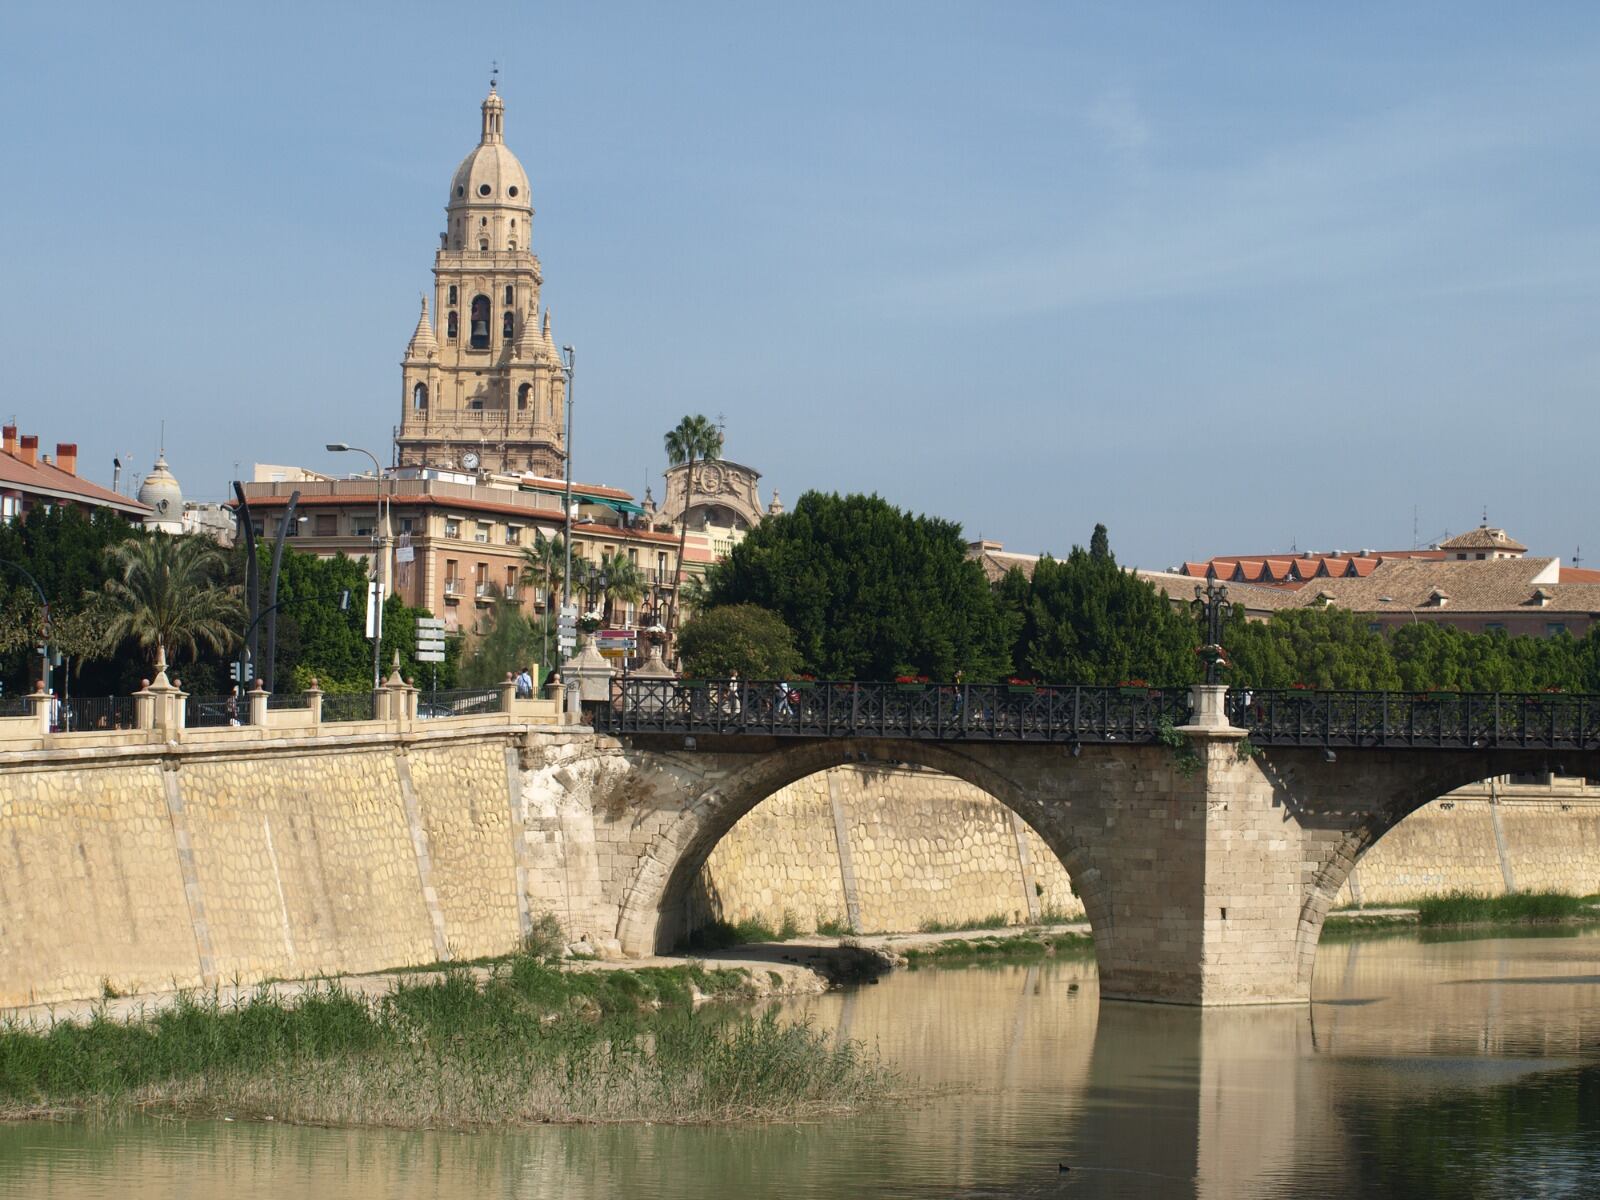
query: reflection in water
2 934 1599 1199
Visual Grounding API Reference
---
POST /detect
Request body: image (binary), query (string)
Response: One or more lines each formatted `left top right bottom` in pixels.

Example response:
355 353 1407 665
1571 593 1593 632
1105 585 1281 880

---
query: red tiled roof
0 449 149 517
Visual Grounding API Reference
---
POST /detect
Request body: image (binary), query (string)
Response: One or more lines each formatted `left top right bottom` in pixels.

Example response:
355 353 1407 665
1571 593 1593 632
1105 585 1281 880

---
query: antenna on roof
1412 505 1419 551
1575 546 1583 568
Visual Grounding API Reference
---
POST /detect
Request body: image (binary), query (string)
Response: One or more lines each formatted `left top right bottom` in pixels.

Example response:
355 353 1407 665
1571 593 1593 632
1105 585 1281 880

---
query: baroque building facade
397 84 567 478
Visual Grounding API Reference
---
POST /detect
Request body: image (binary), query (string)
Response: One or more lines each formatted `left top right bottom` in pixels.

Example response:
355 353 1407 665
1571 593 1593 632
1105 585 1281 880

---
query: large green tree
0 506 138 694
677 604 803 679
267 546 457 693
1227 607 1401 690
703 491 1013 681
1003 531 1199 686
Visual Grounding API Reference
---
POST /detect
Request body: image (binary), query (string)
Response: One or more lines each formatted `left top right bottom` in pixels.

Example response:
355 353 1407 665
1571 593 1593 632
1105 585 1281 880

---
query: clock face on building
156 498 170 514
462 452 480 470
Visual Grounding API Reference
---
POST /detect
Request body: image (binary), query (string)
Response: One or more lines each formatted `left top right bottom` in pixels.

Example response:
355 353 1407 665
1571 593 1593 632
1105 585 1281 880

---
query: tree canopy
702 491 1013 681
1001 534 1199 686
677 604 803 679
102 534 243 667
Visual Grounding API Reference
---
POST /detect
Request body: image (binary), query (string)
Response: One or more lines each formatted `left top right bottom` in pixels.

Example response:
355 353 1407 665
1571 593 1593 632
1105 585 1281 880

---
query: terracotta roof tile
1437 526 1527 552
0 449 149 516
1273 557 1600 614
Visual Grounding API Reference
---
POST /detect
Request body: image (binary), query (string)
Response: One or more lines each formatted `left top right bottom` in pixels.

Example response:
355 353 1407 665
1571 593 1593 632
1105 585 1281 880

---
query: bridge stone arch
1259 748 1600 992
599 734 1234 1002
610 737 1121 959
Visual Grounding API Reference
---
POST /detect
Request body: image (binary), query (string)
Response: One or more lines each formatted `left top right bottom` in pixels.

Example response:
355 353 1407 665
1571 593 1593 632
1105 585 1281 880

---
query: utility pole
561 345 575 653
326 444 389 689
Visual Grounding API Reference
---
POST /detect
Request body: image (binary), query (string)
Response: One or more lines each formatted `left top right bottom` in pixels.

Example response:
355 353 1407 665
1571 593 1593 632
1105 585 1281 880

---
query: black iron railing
600 679 1191 744
266 692 310 710
58 696 138 731
419 687 502 719
0 695 32 718
1227 690 1600 751
321 691 376 722
187 694 249 728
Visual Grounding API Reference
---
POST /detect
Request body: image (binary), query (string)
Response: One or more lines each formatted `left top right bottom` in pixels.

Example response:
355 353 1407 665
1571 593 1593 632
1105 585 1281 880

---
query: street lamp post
327 443 389 689
1193 580 1230 686
1377 596 1419 625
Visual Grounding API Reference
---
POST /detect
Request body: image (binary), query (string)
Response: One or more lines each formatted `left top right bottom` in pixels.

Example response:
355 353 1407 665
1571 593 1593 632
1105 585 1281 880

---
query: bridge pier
1091 722 1306 1006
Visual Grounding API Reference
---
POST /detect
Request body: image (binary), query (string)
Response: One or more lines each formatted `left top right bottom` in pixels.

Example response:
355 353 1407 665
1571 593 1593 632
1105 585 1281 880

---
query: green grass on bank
1416 890 1592 927
901 930 1095 967
0 956 892 1128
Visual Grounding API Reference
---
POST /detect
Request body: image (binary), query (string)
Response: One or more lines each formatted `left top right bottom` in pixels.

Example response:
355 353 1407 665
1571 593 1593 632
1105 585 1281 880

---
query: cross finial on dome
490 61 499 92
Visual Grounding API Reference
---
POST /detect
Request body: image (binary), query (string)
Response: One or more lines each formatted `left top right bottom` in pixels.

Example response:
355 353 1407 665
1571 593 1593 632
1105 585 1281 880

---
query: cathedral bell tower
397 83 566 477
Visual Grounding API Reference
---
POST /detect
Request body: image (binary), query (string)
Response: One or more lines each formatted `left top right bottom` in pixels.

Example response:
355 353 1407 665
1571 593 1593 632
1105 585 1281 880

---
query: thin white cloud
874 78 1599 319
1086 86 1151 155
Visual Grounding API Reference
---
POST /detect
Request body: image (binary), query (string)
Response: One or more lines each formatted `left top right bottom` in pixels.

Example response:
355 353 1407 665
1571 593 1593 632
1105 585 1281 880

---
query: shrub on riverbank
0 957 891 1127
1416 890 1589 927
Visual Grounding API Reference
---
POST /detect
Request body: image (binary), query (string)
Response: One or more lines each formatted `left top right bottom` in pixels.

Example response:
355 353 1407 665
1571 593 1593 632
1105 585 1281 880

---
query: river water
4 930 1599 1199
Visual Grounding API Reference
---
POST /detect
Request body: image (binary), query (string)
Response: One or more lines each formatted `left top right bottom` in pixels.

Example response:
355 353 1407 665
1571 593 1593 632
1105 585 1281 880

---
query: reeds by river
0 957 892 1127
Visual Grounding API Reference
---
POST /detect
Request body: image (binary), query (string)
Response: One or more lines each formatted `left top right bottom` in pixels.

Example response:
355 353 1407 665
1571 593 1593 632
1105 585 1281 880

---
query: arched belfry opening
470 295 491 348
412 382 428 410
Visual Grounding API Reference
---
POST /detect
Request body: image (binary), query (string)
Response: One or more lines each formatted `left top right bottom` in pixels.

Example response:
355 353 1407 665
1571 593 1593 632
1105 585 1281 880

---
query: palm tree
519 530 566 669
663 414 723 645
519 531 567 613
102 533 243 665
598 551 645 625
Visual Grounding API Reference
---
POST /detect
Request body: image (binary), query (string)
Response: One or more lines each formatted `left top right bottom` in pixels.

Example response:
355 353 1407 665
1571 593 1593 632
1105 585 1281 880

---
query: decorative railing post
133 679 155 731
27 681 52 736
247 681 269 727
306 677 323 726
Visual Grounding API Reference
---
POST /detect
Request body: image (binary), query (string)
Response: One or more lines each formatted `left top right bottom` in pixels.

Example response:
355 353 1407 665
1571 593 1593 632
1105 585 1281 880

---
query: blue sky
2 2 1597 568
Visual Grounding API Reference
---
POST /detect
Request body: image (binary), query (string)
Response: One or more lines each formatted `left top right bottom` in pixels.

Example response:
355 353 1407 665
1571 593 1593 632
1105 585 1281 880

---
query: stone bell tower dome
396 81 567 477
137 450 184 534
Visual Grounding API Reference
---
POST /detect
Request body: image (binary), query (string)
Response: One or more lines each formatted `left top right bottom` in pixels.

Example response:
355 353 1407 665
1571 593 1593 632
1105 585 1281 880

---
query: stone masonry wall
695 765 1084 935
1339 786 1600 905
0 731 541 1009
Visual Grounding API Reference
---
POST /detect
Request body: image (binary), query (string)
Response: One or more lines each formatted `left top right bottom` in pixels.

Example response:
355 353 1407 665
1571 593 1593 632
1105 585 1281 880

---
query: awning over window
522 484 644 515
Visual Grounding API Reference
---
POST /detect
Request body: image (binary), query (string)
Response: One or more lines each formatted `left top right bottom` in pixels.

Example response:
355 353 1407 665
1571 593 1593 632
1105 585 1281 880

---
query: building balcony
474 582 494 603
443 579 463 602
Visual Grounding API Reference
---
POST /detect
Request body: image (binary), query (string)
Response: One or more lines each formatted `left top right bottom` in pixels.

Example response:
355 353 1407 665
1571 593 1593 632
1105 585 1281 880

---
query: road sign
598 648 627 659
416 614 446 662
365 582 385 638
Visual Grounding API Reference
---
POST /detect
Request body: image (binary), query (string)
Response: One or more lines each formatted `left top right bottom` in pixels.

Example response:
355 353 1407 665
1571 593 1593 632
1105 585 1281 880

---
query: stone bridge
595 682 1600 1005
2 683 1595 1010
